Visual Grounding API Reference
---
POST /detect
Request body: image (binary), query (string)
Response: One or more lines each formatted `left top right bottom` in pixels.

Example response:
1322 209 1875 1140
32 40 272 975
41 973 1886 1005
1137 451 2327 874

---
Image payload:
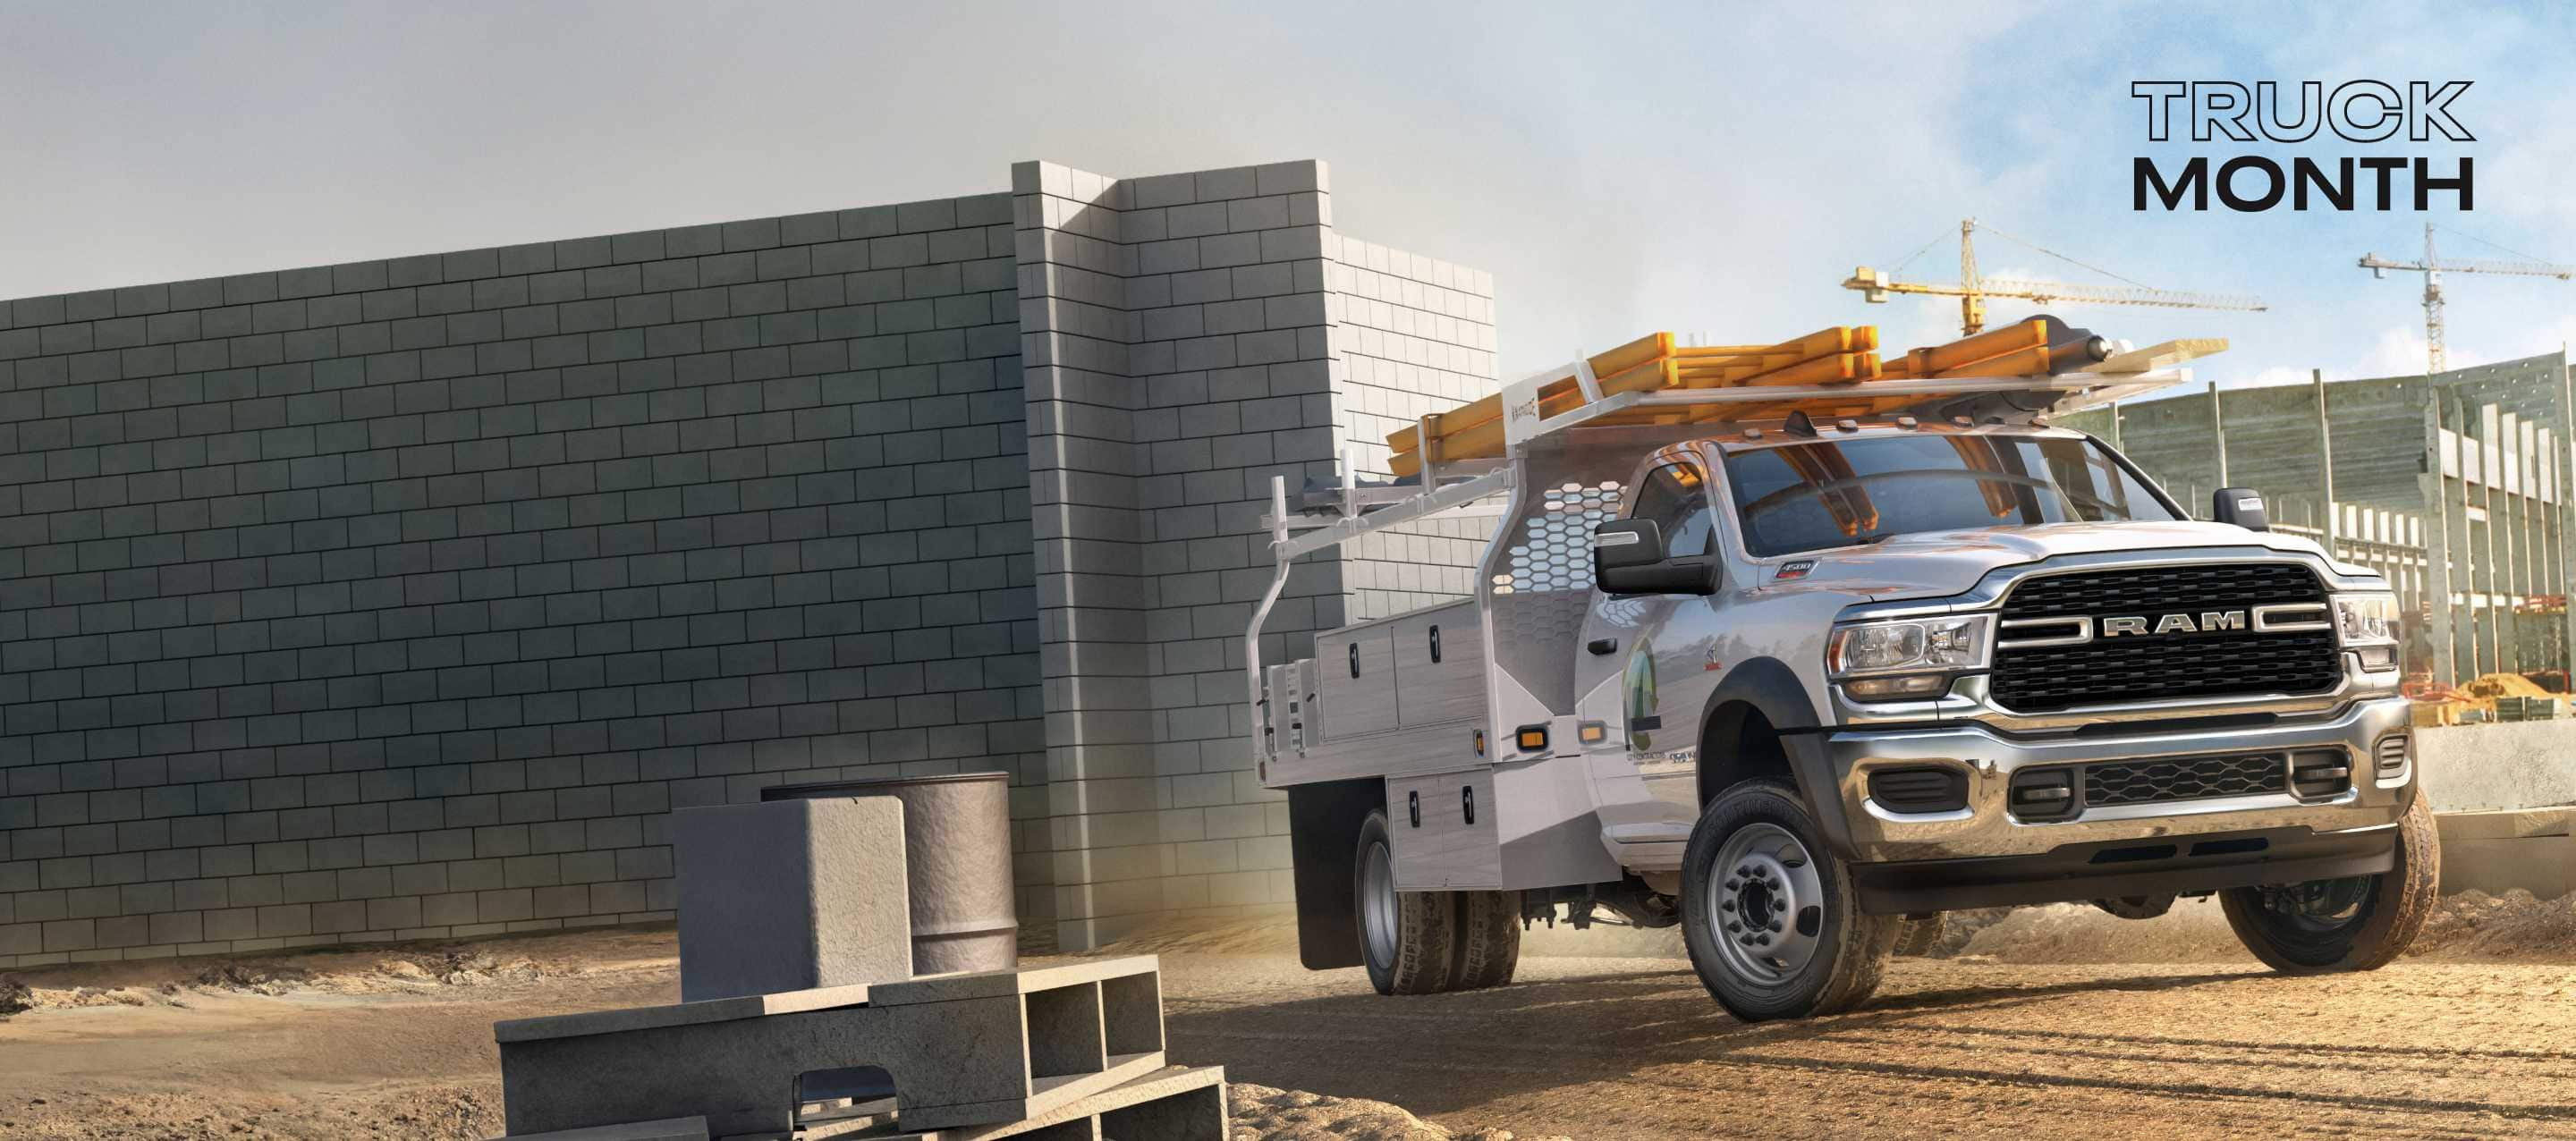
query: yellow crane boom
1844 218 2267 336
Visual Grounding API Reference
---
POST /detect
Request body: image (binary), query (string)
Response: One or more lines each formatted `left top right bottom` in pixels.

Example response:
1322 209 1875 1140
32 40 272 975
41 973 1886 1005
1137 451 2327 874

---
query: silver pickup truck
1250 353 2436 1022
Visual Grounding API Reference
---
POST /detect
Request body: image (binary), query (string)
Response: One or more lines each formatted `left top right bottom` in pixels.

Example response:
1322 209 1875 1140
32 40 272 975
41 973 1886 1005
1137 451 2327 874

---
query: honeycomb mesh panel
2083 754 2285 806
1488 480 1622 709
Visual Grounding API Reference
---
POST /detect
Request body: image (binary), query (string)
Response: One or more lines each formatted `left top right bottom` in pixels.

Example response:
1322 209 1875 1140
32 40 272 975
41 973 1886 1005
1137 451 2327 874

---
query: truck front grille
2083 754 2285 807
1990 562 2342 712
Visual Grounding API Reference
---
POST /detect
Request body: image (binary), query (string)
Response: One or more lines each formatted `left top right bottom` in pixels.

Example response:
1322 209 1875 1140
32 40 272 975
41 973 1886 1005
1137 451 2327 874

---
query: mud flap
1289 779 1384 969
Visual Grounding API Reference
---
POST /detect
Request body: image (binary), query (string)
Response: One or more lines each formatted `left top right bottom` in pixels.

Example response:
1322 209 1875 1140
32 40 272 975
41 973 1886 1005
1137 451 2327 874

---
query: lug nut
1755 934 1772 946
1726 920 1741 933
1772 899 1786 913
1720 900 1735 913
1768 920 1783 933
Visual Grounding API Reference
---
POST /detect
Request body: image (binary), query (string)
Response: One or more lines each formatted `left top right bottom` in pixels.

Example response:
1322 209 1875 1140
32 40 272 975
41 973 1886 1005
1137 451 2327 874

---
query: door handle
1587 638 1618 655
1461 785 1476 825
1407 790 1421 827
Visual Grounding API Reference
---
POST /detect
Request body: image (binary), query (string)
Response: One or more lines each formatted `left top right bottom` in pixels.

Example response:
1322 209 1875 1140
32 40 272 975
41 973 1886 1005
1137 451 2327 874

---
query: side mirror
1593 520 1719 596
2213 486 2268 531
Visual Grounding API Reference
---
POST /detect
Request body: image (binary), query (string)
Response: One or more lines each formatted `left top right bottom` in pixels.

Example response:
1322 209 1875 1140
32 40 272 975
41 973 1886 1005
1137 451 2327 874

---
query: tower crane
1844 218 2267 337
2360 223 2576 375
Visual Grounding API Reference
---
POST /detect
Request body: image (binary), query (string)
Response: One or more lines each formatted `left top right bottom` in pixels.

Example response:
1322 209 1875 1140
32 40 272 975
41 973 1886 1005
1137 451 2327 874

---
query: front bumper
1825 695 2415 864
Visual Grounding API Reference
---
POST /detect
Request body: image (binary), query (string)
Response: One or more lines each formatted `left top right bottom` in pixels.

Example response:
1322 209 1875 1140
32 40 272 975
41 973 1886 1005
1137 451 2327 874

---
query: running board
1602 824 1691 873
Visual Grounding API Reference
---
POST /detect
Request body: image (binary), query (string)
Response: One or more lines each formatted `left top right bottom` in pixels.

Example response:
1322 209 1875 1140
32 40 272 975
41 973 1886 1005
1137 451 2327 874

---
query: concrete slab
2435 807 2576 842
491 1116 708 1141
2437 833 2576 898
499 965 1169 1137
674 797 913 1002
2419 722 2576 813
494 983 876 1044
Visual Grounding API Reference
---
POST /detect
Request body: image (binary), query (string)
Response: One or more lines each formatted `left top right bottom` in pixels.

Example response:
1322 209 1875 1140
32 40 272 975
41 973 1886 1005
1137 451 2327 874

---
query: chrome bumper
1827 696 2415 862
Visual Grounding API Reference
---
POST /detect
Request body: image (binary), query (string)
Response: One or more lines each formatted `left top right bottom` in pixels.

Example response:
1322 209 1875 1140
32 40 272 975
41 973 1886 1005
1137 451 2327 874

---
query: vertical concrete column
2421 393 2457 684
2313 368 2337 553
1013 161 1155 953
1017 159 1407 950
2207 381 2230 489
2558 358 2576 680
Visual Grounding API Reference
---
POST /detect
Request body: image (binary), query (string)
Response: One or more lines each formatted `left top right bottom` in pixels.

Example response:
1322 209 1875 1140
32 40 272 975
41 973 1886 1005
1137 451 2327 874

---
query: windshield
1722 434 2181 557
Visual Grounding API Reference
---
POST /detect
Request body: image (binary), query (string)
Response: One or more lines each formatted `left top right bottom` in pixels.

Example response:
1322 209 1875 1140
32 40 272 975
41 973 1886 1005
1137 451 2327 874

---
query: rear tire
1681 779 1895 1021
2220 793 2439 974
1453 890 1522 990
1891 914 1945 957
1353 810 1457 994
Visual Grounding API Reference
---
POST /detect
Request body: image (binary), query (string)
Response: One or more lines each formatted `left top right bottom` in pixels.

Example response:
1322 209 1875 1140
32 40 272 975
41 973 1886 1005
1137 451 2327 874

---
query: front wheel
1680 780 1895 1021
2220 793 2439 973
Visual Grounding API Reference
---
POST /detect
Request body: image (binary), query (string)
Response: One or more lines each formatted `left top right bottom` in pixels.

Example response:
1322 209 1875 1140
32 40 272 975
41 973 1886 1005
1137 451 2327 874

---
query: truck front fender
1697 657 1861 860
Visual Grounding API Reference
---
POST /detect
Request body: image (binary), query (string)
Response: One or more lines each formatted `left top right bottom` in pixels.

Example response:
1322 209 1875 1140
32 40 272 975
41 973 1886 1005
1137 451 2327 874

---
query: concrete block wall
0 195 1042 967
0 154 1493 963
1325 236 1498 623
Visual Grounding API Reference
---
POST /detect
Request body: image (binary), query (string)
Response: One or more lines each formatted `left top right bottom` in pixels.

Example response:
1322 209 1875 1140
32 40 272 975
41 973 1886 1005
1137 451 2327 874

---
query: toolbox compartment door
1387 768 1502 890
1316 628 1398 738
1392 604 1484 729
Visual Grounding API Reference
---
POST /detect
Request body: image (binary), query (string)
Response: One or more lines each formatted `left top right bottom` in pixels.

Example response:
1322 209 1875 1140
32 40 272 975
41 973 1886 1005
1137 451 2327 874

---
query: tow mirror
1593 520 1719 596
2213 486 2268 531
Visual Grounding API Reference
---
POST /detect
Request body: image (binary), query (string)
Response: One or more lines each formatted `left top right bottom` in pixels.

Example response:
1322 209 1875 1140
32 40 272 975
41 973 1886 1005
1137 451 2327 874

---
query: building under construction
2060 351 2575 689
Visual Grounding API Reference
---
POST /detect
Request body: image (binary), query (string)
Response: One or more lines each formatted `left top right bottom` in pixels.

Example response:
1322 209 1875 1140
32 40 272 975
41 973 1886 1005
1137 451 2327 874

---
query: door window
1626 462 1713 557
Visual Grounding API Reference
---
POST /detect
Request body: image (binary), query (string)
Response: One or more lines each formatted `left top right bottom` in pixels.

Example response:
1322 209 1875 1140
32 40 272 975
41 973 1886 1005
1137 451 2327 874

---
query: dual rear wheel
1352 810 1521 994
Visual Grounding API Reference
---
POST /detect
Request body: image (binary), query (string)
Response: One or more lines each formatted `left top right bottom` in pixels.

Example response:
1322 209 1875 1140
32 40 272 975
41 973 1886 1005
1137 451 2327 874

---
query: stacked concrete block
674 797 912 1002
0 194 1046 967
495 956 1184 1138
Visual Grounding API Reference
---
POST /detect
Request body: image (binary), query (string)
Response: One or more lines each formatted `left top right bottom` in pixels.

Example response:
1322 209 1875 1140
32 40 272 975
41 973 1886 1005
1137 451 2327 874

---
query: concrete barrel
765 772 1019 976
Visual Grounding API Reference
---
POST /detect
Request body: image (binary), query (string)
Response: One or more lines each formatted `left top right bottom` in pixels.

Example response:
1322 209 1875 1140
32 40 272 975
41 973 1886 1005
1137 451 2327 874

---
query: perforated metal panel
1493 481 1622 596
1487 479 1625 712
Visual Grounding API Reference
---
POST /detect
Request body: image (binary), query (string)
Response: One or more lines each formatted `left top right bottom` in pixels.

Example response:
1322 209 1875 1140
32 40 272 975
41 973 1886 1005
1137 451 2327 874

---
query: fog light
1845 674 1948 699
2354 644 2397 672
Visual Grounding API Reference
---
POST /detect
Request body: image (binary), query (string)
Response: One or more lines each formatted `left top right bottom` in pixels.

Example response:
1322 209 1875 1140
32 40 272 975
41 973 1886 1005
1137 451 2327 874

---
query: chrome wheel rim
1360 839 1399 966
1705 823 1826 985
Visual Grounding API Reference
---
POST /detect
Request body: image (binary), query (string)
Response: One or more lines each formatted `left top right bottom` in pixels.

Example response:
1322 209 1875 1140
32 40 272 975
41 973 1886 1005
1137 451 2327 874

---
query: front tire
1354 810 1457 994
1680 779 1895 1020
2220 793 2439 973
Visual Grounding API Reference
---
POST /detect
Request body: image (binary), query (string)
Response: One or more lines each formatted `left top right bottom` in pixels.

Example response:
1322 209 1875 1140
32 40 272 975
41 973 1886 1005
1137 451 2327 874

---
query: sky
4 0 2572 393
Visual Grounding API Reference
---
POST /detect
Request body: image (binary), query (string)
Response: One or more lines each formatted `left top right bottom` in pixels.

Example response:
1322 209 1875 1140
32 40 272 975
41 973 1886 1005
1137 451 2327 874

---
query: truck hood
1764 521 2344 602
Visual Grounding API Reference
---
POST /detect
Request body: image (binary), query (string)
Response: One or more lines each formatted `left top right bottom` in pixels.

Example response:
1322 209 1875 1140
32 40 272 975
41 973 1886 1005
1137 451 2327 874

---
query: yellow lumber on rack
1385 332 1670 455
1389 357 1678 477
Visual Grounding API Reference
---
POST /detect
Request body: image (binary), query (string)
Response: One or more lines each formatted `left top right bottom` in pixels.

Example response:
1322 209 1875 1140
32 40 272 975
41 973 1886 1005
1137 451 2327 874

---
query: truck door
1578 457 1724 848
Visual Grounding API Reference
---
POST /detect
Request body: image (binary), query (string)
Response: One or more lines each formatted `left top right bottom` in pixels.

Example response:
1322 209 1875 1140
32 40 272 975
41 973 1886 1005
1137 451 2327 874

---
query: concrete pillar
2313 368 2337 553
2207 381 2229 487
2421 393 2457 684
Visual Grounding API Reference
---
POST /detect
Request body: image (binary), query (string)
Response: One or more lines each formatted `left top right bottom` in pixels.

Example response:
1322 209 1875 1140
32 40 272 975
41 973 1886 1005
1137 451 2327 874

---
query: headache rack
1244 317 2225 776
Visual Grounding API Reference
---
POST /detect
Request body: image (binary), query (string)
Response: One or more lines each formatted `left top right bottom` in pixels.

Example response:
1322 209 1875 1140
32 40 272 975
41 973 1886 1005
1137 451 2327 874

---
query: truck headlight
1826 615 1990 677
2333 591 2400 672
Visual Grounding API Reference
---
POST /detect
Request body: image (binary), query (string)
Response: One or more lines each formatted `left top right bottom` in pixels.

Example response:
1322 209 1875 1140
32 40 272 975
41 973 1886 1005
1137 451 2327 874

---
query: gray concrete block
495 959 1166 1137
884 1065 1227 1141
673 797 911 1002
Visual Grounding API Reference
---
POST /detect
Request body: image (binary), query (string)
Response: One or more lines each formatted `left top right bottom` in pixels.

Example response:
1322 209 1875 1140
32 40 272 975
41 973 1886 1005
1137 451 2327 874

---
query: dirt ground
5 893 2576 1138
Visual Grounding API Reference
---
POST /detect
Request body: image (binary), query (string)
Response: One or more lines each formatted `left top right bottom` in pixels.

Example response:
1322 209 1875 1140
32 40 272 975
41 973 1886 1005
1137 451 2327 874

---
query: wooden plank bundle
1386 318 2098 477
